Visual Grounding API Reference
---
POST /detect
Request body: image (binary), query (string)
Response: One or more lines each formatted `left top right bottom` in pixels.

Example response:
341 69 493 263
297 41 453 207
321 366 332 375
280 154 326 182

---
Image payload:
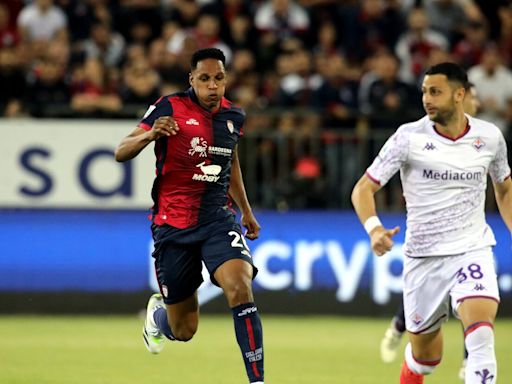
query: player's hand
241 212 261 240
370 226 400 256
148 116 179 140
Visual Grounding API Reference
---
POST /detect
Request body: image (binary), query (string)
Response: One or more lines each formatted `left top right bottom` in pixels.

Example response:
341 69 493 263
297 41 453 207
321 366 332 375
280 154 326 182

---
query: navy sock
394 304 406 333
153 307 175 340
231 302 264 383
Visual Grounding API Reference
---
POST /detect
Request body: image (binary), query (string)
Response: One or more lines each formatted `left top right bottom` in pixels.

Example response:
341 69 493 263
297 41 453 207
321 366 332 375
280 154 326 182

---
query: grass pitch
0 315 510 383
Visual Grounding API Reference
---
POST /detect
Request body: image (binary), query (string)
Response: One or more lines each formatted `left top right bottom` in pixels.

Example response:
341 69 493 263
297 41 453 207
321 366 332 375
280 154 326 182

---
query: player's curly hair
191 48 226 71
425 62 469 89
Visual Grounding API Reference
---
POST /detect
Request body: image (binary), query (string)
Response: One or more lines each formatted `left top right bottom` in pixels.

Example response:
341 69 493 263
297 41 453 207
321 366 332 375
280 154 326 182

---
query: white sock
404 343 440 375
464 323 496 384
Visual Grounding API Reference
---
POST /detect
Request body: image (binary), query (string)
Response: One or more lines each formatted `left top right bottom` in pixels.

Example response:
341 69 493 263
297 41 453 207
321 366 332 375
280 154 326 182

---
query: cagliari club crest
227 120 234 134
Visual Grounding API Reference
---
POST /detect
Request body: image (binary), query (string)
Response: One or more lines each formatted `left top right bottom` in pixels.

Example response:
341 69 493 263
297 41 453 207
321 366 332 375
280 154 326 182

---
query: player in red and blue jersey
115 48 264 384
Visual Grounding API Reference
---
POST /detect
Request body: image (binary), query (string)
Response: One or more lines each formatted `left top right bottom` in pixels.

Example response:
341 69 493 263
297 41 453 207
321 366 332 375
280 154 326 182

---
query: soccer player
379 82 482 382
352 62 511 384
115 48 264 384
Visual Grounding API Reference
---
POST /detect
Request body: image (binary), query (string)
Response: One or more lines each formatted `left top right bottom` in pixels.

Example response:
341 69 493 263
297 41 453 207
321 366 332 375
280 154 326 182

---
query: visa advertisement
1 210 511 313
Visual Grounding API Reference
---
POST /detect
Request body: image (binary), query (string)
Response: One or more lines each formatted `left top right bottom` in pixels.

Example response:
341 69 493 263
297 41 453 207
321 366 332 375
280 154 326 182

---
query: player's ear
189 72 193 86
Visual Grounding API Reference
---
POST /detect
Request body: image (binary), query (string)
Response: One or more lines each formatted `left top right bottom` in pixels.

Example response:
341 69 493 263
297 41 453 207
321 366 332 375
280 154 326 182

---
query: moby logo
192 161 221 182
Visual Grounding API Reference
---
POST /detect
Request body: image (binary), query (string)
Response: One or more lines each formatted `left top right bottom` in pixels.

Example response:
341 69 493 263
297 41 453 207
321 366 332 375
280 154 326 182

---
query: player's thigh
152 226 204 305
450 247 500 327
201 220 257 287
403 256 451 334
458 298 498 328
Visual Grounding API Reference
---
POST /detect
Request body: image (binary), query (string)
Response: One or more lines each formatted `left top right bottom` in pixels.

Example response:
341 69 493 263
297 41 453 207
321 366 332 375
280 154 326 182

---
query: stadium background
1 1 512 383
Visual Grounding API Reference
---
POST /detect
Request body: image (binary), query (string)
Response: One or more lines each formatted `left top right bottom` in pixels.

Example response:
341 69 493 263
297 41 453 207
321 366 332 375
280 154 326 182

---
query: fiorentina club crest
472 137 485 151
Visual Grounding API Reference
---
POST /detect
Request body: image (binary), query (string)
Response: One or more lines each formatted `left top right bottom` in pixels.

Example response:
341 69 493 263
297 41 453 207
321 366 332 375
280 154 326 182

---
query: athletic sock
153 306 175 340
231 302 264 383
464 322 496 384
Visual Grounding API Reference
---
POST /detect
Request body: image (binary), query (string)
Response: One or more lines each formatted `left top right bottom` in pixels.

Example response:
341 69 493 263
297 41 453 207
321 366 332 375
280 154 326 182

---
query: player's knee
171 321 197 342
223 278 253 305
405 343 441 375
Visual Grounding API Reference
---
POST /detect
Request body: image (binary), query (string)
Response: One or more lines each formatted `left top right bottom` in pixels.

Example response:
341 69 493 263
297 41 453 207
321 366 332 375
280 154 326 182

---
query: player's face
422 74 464 125
189 58 227 111
463 87 480 117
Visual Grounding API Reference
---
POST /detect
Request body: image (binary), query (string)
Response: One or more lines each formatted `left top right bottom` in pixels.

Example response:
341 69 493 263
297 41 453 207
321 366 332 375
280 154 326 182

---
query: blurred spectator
451 18 489 69
165 0 201 28
116 0 161 45
0 46 25 116
120 58 160 105
254 0 310 69
340 0 405 63
423 0 468 45
468 44 512 133
81 21 126 68
60 0 114 44
254 0 310 42
275 48 322 107
191 11 232 63
0 3 19 48
225 13 258 52
366 53 422 127
312 53 359 129
312 21 341 59
395 6 449 84
498 3 512 65
25 55 70 117
17 0 67 43
70 58 122 116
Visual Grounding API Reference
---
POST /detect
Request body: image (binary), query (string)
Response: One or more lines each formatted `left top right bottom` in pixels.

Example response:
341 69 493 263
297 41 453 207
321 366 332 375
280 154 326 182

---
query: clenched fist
148 116 180 140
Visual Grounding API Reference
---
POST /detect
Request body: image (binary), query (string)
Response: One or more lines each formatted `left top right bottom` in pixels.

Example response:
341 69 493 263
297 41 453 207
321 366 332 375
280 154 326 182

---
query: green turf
0 315 510 383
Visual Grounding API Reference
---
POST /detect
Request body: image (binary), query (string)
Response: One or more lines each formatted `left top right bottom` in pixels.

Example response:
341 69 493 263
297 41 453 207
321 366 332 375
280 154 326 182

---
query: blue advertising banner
1 210 511 308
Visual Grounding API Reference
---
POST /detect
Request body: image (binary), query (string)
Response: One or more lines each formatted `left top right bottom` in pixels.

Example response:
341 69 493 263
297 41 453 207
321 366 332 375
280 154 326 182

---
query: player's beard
429 100 456 126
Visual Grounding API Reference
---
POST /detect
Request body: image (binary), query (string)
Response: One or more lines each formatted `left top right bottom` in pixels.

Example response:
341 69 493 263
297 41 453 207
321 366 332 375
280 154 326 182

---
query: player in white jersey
352 63 512 384
379 82 482 381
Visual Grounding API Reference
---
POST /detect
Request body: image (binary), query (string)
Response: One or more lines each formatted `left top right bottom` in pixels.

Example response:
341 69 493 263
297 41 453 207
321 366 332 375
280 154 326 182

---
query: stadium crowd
1 0 512 208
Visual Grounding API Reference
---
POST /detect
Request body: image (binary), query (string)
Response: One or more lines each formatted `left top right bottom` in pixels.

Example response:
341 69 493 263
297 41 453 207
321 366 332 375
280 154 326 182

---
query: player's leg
450 247 500 384
400 256 450 383
215 258 264 384
203 220 263 384
143 224 204 352
457 298 498 384
400 330 443 384
381 301 406 363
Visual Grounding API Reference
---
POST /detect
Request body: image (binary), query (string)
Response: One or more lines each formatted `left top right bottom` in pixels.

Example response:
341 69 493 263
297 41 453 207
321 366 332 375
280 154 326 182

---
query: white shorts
403 247 500 334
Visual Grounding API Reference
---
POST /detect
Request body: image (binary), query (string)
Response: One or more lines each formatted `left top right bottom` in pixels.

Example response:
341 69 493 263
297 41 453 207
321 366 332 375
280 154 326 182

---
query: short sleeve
366 127 410 186
489 131 511 183
138 96 173 131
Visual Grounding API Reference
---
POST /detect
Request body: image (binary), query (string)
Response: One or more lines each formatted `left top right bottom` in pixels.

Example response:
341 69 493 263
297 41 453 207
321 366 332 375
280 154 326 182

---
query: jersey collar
431 114 471 142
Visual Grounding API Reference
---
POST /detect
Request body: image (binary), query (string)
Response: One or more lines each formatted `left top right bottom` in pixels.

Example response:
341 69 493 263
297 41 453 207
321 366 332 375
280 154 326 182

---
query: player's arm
229 146 260 240
351 174 400 256
493 176 512 233
115 117 179 162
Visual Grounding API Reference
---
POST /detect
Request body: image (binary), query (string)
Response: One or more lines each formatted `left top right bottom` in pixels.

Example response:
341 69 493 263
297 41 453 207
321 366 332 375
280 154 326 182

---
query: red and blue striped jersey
139 88 245 229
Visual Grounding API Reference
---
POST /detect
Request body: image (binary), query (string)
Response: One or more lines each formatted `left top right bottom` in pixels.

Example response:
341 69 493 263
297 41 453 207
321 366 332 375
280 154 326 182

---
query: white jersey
367 115 511 257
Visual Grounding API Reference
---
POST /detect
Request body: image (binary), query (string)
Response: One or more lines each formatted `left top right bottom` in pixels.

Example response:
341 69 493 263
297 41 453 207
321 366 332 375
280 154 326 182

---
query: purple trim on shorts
409 314 447 335
457 295 500 304
464 321 493 337
365 171 381 185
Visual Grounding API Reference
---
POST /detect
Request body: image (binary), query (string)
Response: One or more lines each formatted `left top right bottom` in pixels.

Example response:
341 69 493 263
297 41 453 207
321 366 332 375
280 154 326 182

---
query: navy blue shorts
151 217 258 304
